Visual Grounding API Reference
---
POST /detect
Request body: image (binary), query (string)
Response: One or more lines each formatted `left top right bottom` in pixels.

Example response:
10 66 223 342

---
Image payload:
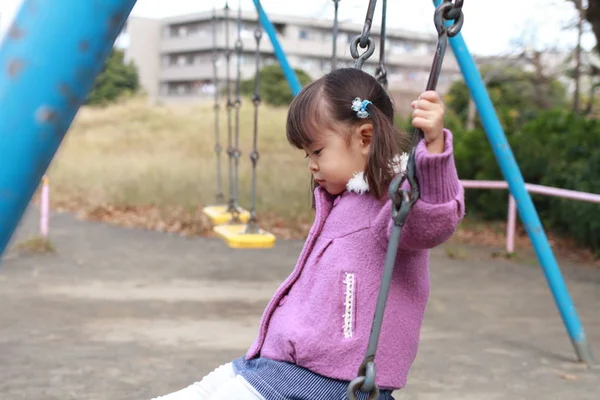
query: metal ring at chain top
347 376 380 400
436 0 464 37
444 0 463 20
358 0 377 48
447 13 464 37
350 0 377 70
350 36 375 70
359 361 376 393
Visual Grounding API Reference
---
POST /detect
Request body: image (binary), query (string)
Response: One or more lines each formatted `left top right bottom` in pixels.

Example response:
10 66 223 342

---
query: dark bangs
286 79 328 149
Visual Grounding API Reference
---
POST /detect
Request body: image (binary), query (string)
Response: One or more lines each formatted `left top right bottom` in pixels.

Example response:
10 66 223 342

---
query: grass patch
14 236 56 254
48 96 313 236
445 246 468 260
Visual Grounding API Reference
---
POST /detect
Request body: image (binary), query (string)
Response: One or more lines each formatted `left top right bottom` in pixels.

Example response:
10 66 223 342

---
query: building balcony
159 64 259 82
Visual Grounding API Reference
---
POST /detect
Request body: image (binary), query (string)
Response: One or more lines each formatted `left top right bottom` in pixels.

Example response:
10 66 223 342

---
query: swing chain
331 0 341 71
211 8 225 204
402 0 464 210
246 25 263 233
350 0 377 70
223 1 239 219
374 0 388 88
229 1 245 223
347 2 464 400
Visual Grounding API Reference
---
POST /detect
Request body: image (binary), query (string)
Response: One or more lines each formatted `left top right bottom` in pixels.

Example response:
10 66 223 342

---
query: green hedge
87 48 139 106
240 65 313 107
451 109 600 255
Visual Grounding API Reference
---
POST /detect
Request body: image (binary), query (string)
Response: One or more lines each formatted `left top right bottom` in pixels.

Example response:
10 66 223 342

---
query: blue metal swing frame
0 0 593 365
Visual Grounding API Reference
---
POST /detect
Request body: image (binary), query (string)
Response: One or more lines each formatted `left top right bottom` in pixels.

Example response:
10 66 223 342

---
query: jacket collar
345 153 409 195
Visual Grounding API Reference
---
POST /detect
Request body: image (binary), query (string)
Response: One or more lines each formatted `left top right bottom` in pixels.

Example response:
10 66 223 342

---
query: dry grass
47 95 314 237
41 96 600 265
14 235 56 254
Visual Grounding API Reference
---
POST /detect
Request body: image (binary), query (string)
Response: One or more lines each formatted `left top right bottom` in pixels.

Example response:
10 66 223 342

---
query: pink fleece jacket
245 129 465 390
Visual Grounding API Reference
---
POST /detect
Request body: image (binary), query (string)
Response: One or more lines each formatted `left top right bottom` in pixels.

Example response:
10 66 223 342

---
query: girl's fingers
411 117 434 130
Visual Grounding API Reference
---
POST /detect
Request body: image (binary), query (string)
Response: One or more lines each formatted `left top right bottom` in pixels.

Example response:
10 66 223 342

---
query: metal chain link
246 25 263 234
349 0 377 70
211 8 224 204
443 0 463 21
347 2 465 399
358 0 377 48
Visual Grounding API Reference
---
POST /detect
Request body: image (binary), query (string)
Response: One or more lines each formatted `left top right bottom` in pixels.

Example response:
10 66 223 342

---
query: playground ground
0 206 599 400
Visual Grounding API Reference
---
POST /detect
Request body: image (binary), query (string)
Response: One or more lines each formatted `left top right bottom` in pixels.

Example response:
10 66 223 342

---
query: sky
0 0 596 56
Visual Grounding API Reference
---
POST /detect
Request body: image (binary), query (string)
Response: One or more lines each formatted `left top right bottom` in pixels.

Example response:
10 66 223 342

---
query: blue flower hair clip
351 97 372 119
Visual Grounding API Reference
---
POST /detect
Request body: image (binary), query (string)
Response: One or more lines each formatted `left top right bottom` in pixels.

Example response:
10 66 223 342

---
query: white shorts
150 362 265 400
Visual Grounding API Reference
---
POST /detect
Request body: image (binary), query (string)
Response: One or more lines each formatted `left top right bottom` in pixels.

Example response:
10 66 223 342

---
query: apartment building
124 8 462 110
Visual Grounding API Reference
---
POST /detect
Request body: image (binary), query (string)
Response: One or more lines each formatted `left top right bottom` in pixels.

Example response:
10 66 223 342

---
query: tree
570 0 586 112
446 63 568 133
240 65 312 107
586 0 600 50
86 48 140 106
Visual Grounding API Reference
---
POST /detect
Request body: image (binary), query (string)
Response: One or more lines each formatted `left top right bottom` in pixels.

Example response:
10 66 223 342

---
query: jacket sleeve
374 129 465 250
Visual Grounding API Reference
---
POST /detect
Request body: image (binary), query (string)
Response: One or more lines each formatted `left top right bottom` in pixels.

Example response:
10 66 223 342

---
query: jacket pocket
342 272 356 339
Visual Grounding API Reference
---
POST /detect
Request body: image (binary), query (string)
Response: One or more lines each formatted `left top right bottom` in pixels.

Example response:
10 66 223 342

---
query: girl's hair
286 67 409 200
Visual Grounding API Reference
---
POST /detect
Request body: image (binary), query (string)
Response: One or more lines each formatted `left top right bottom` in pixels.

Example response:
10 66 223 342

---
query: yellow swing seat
202 204 250 226
213 223 276 249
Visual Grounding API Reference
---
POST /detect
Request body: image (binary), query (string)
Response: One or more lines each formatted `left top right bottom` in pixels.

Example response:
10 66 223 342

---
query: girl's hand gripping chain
410 90 445 154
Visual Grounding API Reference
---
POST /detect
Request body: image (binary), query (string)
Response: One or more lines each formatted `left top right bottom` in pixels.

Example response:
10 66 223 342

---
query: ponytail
362 102 408 200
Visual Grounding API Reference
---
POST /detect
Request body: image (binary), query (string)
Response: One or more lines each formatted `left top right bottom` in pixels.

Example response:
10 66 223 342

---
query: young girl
151 67 464 399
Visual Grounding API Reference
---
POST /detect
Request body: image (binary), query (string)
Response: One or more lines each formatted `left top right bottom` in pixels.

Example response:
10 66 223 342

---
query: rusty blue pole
0 0 137 261
252 0 302 96
431 0 594 365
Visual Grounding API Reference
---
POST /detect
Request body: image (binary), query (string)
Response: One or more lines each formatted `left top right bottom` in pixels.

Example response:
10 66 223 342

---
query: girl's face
304 123 372 196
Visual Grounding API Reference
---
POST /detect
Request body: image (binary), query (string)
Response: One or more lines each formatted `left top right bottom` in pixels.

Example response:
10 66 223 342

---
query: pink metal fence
37 178 600 252
40 175 50 239
460 180 600 253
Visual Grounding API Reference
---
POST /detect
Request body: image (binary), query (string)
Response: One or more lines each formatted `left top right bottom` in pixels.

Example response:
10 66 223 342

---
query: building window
298 29 309 40
416 42 429 55
390 39 415 54
160 83 168 95
274 23 286 35
241 22 257 38
194 53 211 65
263 56 276 65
